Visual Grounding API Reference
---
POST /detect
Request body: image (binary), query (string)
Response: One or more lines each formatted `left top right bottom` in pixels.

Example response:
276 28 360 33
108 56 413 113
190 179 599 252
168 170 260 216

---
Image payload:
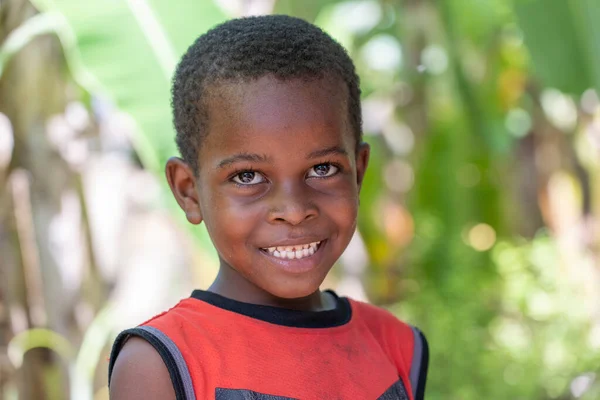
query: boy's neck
207 265 335 312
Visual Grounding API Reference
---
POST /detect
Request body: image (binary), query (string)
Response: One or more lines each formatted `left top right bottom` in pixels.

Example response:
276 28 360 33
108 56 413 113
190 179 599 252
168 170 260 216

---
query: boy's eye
307 163 339 178
232 171 266 185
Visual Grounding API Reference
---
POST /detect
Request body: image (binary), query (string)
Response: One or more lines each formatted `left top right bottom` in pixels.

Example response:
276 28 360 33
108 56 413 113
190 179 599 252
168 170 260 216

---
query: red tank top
109 290 428 399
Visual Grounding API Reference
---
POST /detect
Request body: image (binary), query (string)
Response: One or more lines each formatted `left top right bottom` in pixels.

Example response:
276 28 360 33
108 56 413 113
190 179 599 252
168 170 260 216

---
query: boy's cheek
204 188 358 227
324 197 359 230
323 187 360 212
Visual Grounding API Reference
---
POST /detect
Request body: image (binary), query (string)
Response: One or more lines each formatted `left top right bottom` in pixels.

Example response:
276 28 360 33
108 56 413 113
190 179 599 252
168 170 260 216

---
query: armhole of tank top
108 326 196 400
408 326 429 400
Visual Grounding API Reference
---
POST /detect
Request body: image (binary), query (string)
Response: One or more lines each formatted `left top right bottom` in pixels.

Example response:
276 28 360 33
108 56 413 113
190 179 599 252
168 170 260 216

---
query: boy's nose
266 182 318 226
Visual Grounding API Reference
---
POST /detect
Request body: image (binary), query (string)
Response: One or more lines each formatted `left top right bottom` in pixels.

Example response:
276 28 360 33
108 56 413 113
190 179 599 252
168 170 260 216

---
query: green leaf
514 0 599 94
31 0 228 172
570 0 600 94
0 13 63 78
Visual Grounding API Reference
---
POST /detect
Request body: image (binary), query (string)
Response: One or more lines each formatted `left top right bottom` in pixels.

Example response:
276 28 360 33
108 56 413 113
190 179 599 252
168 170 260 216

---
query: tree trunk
0 0 75 398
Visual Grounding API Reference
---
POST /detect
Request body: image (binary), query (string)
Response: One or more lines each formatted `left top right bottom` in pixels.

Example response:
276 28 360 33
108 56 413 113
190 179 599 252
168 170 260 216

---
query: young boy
108 15 428 400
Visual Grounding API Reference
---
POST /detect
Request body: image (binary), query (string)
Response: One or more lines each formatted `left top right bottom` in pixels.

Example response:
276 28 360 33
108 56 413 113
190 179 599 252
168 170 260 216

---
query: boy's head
166 15 370 302
171 14 362 174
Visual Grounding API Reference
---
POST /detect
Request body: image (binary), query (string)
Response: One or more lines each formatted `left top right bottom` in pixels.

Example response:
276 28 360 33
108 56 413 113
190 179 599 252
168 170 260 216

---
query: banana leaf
514 0 600 95
31 0 228 171
23 0 228 271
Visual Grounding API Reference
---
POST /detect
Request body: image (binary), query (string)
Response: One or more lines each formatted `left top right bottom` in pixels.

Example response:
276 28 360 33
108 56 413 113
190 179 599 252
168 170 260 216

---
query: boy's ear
165 157 203 225
355 142 370 193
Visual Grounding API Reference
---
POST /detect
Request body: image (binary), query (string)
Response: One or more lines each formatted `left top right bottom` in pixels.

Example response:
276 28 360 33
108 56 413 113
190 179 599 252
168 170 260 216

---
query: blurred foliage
29 0 228 172
1 0 600 399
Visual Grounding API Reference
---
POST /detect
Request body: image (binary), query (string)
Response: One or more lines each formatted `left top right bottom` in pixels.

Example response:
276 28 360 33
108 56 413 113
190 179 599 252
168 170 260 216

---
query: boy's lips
261 236 325 247
260 240 323 260
258 239 327 273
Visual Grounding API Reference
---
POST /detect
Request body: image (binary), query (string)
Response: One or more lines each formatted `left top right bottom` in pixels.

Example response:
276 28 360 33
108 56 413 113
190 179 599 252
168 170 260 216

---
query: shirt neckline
190 289 352 328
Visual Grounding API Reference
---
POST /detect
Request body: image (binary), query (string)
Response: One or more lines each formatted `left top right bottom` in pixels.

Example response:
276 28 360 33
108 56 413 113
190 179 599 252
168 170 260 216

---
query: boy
108 15 428 400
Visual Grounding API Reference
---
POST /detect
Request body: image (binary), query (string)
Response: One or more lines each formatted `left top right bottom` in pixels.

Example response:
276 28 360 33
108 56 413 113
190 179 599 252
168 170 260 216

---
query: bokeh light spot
467 223 496 251
505 108 532 138
332 0 382 35
0 112 14 169
580 89 599 115
541 88 578 131
421 45 448 75
383 159 414 193
361 34 402 72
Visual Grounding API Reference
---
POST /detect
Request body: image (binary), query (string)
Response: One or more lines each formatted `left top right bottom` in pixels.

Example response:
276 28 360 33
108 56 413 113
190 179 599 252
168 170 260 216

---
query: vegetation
1 0 599 398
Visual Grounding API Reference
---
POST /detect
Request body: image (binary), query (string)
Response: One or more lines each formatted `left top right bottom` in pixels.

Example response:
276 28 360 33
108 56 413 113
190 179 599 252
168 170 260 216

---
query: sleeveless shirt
108 290 428 400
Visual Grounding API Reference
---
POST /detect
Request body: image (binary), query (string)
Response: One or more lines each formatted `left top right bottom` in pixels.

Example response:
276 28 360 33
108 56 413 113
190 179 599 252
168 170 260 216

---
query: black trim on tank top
190 289 351 328
108 327 188 400
415 329 429 400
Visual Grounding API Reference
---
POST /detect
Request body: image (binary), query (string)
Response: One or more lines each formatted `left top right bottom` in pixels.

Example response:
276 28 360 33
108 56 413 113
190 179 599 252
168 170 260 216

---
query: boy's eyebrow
306 145 348 159
216 153 270 169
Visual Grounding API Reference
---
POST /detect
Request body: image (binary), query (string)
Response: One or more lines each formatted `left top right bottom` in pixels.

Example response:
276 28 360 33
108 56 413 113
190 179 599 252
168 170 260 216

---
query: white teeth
263 241 321 260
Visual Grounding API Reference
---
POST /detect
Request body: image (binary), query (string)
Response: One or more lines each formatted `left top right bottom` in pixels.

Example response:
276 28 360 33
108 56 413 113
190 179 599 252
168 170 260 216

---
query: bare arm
109 337 176 400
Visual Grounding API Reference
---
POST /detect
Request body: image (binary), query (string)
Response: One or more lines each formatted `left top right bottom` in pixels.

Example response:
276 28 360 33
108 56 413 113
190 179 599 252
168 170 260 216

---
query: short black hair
171 14 362 173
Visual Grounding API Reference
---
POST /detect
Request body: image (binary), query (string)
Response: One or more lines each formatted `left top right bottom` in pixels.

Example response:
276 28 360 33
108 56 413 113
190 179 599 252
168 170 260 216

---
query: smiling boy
108 15 428 400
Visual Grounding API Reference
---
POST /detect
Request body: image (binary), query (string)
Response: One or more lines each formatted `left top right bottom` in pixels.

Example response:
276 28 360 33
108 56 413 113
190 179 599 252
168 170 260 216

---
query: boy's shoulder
348 297 429 399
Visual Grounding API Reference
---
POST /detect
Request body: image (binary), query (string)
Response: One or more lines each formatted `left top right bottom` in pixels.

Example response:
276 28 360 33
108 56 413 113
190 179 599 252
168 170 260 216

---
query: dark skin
110 75 369 399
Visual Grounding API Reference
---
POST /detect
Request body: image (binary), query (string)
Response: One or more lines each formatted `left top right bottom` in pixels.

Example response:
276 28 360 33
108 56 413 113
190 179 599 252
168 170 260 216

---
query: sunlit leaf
514 0 599 94
31 0 228 171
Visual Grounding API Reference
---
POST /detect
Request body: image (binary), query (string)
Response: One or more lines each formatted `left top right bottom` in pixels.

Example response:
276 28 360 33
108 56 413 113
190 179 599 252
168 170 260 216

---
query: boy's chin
260 279 325 301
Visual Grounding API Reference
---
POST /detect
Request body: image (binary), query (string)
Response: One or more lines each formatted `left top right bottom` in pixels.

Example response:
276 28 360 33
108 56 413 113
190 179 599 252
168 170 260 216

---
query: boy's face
167 75 369 301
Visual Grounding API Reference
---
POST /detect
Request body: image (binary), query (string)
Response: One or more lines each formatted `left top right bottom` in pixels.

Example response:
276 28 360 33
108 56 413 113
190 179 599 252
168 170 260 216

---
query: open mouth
260 241 324 260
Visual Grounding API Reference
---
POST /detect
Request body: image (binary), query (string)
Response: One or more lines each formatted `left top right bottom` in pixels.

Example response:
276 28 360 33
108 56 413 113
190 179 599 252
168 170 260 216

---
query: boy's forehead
208 75 347 119
200 75 353 159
